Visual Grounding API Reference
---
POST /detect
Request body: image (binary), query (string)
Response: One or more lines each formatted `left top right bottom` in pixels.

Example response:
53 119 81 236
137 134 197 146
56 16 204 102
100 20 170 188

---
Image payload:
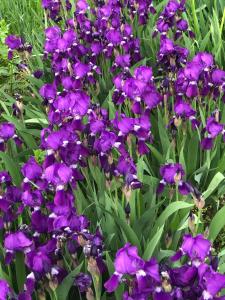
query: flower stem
195 208 202 235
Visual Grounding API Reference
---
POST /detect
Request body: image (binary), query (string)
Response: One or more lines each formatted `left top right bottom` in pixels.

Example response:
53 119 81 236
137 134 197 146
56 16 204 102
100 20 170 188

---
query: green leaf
157 110 171 156
56 263 83 299
0 152 22 185
199 31 211 51
143 225 164 260
157 250 175 262
15 252 26 292
203 172 225 199
148 144 163 164
209 205 225 241
115 217 142 253
187 134 199 176
152 202 193 235
0 264 11 285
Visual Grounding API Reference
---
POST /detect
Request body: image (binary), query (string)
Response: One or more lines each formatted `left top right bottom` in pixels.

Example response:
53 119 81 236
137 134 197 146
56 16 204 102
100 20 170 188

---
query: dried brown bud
16 101 24 114
127 134 132 147
215 110 220 122
49 277 58 291
88 257 100 277
122 186 132 201
204 226 209 239
174 172 182 183
162 280 172 293
194 196 205 209
68 62 73 76
108 154 113 165
105 180 111 189
169 188 175 200
165 232 172 249
170 57 176 67
86 287 95 300
174 117 182 127
91 155 98 166
188 212 196 234
37 290 46 300
78 235 88 247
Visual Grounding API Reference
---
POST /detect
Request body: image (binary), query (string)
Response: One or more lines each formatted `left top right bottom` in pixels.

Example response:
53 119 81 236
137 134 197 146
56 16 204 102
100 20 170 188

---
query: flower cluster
154 0 194 40
0 163 105 298
105 234 225 300
5 34 32 60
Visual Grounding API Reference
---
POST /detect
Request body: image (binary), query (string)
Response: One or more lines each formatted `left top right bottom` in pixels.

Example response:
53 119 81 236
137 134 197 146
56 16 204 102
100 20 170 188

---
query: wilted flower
74 273 92 293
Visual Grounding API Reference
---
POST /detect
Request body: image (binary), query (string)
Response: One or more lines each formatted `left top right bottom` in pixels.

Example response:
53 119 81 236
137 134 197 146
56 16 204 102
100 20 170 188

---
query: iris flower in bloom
157 163 192 195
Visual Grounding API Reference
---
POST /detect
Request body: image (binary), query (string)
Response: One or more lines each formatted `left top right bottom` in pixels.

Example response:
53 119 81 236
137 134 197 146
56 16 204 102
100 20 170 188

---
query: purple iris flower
94 131 117 153
73 62 91 79
0 279 11 300
134 66 153 83
68 91 90 117
172 234 211 263
0 122 15 140
159 163 184 184
45 26 61 39
105 243 161 297
26 250 52 274
157 163 192 195
205 117 224 138
169 265 197 287
39 83 57 102
212 69 225 85
5 35 22 49
22 190 44 208
21 157 42 181
192 52 214 69
4 231 32 252
0 171 12 184
201 117 224 150
114 54 131 69
157 37 189 74
104 243 145 292
31 211 48 233
174 100 195 118
154 0 191 40
201 137 214 150
44 162 72 188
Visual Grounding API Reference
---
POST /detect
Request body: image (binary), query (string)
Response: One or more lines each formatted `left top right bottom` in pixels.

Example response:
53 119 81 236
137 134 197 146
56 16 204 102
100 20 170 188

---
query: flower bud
204 226 209 239
37 290 46 300
174 172 182 183
162 279 172 293
122 186 132 201
88 257 100 277
125 202 131 215
49 277 58 291
86 287 95 300
174 117 182 127
165 231 172 248
194 195 205 209
188 212 195 234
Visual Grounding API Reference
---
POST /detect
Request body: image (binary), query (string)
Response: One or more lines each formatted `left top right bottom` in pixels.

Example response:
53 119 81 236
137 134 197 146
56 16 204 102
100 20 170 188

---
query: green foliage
0 0 224 299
